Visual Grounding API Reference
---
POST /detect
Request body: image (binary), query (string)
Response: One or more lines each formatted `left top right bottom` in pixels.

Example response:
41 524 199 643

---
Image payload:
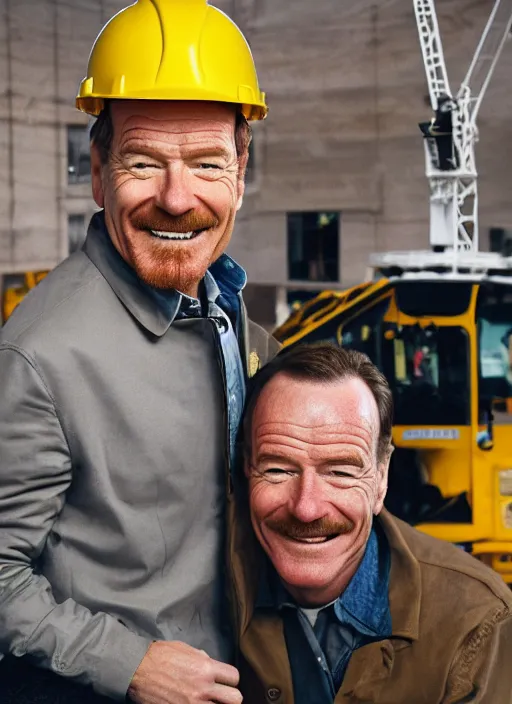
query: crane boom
460 0 512 124
371 0 512 274
414 0 452 108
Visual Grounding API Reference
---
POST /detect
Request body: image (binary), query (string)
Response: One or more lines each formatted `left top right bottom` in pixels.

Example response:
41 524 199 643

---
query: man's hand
127 641 242 704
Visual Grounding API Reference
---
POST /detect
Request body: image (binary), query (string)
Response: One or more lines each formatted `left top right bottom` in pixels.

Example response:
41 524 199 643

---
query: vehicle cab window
382 325 470 426
477 285 512 424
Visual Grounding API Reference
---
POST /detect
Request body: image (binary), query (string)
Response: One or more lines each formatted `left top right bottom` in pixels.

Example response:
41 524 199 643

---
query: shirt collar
204 269 222 305
83 211 246 336
210 254 247 297
334 523 391 637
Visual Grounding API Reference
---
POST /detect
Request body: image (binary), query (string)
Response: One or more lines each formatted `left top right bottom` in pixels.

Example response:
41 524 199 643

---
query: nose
155 163 198 216
289 469 326 524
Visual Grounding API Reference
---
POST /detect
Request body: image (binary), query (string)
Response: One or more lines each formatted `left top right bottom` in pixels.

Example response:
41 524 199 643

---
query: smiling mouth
288 534 340 544
149 228 206 241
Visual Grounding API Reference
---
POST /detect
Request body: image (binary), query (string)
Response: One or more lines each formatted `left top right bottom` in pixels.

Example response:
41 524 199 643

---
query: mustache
131 207 219 234
265 515 355 540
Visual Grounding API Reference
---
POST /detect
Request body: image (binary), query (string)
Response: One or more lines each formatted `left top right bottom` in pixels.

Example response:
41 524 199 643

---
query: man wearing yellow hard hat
0 1 278 702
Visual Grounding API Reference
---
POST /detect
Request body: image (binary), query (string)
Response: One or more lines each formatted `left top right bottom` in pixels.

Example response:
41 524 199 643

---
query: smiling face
246 373 390 606
91 100 244 296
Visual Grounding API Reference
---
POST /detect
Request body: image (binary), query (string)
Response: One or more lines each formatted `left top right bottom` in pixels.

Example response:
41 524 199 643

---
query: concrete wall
0 0 126 272
0 0 510 325
226 0 512 296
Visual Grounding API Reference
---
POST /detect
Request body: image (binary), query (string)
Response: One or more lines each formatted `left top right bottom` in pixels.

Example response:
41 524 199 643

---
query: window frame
287 211 341 284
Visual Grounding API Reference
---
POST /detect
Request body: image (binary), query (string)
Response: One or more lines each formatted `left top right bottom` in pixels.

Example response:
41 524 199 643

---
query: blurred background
0 0 510 329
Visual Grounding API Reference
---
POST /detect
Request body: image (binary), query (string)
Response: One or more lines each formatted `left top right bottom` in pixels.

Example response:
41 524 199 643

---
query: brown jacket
233 509 512 704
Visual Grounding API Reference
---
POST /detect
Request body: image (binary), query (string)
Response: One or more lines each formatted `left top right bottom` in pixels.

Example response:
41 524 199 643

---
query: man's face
246 374 390 606
91 100 244 296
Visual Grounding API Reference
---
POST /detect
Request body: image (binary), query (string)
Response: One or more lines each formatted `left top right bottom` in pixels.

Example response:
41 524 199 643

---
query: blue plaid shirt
147 255 247 468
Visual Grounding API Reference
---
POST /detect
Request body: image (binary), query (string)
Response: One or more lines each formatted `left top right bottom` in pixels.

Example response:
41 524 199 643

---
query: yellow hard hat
76 0 267 121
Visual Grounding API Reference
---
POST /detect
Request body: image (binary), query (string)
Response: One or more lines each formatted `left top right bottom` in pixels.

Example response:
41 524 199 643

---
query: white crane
370 0 512 276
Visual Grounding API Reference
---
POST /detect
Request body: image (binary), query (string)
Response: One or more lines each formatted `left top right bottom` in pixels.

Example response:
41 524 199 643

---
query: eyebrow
119 144 166 160
322 455 365 469
182 145 232 160
254 453 298 466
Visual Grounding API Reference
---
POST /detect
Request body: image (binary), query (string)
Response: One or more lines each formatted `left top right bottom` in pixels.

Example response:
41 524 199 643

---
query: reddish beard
126 205 220 291
265 515 355 540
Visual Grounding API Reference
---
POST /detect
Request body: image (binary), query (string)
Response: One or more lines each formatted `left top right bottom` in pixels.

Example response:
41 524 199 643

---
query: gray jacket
0 215 279 700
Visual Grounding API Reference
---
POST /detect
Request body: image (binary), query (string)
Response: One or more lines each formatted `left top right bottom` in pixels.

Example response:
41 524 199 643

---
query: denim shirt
257 523 392 703
147 254 247 468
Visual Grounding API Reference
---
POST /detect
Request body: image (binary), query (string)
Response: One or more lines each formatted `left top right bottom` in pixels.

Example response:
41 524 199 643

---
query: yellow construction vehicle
2 271 49 324
274 0 512 583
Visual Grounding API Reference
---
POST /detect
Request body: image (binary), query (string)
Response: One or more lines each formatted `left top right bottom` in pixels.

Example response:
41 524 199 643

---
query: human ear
90 143 105 208
374 446 393 514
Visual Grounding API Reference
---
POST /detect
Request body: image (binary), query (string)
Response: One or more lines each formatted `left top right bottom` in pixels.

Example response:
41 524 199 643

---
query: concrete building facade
0 0 511 327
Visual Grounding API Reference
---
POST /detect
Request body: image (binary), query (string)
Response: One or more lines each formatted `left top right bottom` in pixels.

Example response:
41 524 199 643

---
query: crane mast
370 0 512 276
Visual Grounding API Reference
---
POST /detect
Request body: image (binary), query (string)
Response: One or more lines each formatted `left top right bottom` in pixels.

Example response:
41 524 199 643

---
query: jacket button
267 688 281 702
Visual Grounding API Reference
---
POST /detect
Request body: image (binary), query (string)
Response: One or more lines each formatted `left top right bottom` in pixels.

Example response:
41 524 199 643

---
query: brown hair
90 101 252 178
243 343 394 462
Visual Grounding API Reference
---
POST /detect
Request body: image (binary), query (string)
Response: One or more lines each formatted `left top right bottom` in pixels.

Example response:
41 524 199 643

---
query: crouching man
237 343 512 704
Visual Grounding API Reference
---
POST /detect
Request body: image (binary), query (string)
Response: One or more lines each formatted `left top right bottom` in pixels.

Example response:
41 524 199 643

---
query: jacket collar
338 511 422 700
378 508 421 642
83 211 246 337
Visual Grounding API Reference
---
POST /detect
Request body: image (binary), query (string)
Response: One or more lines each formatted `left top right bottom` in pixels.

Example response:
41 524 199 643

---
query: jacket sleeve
0 345 152 701
444 606 512 703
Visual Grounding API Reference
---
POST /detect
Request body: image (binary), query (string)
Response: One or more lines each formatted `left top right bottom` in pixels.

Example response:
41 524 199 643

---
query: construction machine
274 0 512 583
1 271 49 324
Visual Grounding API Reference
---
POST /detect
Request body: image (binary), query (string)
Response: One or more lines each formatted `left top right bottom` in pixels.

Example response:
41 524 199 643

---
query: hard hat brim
76 94 268 121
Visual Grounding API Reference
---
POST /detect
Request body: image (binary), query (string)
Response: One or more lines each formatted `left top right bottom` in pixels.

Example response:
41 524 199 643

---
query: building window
287 212 340 282
67 125 91 184
68 214 87 253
